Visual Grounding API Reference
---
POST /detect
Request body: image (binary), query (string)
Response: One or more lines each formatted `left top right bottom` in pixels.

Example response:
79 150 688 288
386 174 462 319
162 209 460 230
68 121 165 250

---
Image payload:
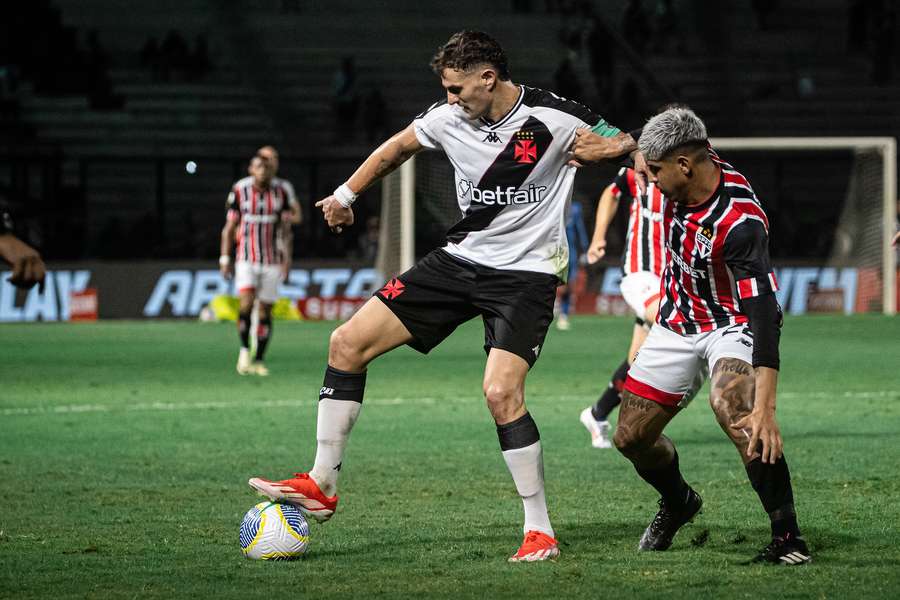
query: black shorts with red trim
374 249 558 367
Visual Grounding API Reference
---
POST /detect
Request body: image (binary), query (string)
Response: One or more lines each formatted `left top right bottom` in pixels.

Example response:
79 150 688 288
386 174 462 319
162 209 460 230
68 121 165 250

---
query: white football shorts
235 261 281 304
620 271 662 322
623 322 754 408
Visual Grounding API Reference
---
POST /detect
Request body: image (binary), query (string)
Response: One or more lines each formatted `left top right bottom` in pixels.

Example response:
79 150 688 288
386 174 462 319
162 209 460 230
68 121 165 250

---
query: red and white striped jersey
226 176 295 265
657 152 779 335
612 167 666 277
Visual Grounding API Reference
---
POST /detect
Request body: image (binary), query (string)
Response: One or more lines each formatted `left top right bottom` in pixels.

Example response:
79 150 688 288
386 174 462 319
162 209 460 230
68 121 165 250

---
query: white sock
502 441 554 538
310 399 361 496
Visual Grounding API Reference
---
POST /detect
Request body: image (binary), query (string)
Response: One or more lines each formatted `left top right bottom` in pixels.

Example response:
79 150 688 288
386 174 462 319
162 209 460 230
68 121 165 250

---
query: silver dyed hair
638 107 708 161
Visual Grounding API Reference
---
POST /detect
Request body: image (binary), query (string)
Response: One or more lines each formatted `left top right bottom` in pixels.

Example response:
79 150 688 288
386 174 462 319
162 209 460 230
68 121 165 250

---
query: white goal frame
393 137 897 314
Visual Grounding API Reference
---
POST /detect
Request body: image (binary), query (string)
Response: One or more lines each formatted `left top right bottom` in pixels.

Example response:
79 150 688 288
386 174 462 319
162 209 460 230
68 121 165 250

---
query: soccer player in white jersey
220 154 298 376
579 166 667 448
248 31 638 562
613 107 810 565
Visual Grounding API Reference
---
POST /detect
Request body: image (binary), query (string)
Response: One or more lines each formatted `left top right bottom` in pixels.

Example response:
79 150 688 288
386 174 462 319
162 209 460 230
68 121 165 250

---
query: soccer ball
240 501 310 560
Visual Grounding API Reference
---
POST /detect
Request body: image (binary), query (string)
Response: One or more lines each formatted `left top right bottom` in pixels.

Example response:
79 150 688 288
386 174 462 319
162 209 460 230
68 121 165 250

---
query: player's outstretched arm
587 184 618 264
0 233 46 290
569 130 638 165
316 125 423 233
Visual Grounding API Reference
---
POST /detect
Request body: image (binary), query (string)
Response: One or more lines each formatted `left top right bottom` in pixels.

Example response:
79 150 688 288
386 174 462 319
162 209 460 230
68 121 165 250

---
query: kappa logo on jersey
482 131 501 144
695 226 713 259
513 131 537 164
379 278 405 300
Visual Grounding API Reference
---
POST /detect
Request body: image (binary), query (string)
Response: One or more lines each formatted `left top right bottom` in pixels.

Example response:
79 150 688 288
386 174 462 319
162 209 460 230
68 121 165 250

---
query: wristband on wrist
333 183 357 208
219 255 231 267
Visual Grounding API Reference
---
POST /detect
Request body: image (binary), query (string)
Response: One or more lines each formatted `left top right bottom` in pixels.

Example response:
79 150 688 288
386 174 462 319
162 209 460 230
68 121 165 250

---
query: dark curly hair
430 31 510 80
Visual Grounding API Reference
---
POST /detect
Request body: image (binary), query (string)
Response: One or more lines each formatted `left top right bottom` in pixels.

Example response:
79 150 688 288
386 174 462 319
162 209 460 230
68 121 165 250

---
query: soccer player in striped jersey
219 154 298 376
248 30 640 562
579 166 666 448
613 107 810 565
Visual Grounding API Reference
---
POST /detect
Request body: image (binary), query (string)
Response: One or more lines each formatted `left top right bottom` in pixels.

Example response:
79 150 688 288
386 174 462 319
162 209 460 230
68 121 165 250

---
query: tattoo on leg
621 391 659 413
710 358 756 460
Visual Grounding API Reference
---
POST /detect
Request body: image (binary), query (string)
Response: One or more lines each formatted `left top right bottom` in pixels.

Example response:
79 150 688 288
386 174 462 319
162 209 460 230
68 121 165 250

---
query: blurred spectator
187 34 212 81
333 56 359 138
140 37 163 81
622 0 651 54
872 3 895 84
585 15 615 106
751 0 778 31
553 53 583 103
651 0 681 53
358 215 380 263
160 30 189 82
362 86 388 143
847 0 870 53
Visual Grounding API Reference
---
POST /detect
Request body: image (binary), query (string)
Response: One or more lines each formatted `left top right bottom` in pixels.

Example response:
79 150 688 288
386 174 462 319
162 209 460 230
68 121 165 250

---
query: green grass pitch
1 315 898 599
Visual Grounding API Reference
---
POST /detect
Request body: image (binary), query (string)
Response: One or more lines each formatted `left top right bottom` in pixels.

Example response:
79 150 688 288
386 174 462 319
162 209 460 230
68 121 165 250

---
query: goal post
378 137 897 315
711 137 896 315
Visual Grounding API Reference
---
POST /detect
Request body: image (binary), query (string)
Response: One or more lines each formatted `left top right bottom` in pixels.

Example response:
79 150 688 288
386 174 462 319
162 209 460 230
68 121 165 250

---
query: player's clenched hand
315 196 354 234
0 234 46 291
586 239 607 264
219 262 233 280
732 410 784 464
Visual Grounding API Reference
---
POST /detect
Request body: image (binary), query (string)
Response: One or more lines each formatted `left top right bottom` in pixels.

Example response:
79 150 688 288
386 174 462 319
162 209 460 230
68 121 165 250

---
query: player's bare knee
483 381 523 421
613 424 654 458
710 358 755 422
328 326 365 370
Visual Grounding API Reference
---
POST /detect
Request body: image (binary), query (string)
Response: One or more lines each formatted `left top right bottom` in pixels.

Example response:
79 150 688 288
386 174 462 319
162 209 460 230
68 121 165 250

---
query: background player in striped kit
219 153 299 376
580 166 666 448
614 107 810 565
247 30 640 562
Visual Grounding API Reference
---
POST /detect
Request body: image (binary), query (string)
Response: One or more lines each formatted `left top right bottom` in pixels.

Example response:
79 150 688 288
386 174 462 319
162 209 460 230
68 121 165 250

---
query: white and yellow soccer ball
240 501 310 560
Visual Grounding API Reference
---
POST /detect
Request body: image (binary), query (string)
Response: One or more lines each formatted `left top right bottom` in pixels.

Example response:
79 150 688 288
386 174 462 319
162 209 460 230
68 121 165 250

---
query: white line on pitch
1 390 897 417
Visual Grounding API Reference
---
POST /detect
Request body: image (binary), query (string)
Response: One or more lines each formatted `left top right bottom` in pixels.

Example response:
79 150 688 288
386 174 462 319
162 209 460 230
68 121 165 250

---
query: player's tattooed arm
347 125 423 193
317 126 424 232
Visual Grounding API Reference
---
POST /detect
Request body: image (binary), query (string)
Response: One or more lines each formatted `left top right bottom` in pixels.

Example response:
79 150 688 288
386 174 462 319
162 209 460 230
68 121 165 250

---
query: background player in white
614 107 810 565
248 30 638 562
220 154 298 376
256 145 302 279
580 167 666 448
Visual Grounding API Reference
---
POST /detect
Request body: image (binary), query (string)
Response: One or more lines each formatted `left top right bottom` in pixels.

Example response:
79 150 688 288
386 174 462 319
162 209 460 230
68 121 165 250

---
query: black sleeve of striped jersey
723 219 772 281
741 293 782 370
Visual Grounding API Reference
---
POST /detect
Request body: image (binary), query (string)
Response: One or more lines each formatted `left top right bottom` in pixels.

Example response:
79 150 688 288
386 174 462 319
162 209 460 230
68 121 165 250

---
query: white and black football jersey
413 86 613 280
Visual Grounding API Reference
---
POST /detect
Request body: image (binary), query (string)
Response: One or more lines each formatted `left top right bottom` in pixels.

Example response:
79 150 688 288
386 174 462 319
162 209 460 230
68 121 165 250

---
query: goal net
377 137 897 315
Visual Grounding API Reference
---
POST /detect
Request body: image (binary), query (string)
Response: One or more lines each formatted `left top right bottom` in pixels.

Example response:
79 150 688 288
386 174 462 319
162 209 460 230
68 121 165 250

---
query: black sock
255 317 272 361
321 365 367 403
496 412 540 451
636 450 690 508
745 457 801 538
592 359 629 421
238 312 251 349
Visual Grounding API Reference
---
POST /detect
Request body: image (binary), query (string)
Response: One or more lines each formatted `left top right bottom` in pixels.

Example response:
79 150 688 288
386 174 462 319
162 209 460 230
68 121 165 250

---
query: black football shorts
373 249 558 367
